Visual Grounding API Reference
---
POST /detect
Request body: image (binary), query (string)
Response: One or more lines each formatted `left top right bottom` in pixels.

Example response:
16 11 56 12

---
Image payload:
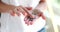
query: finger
25 19 30 26
24 17 27 21
30 21 33 25
38 12 43 17
24 17 31 25
25 7 32 10
16 7 22 12
38 12 46 20
29 21 32 25
10 10 16 16
17 13 21 16
21 10 27 16
18 7 28 16
20 6 34 18
14 8 21 16
41 14 46 20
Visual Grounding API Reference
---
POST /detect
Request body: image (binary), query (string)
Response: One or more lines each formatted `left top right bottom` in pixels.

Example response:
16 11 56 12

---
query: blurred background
45 0 60 32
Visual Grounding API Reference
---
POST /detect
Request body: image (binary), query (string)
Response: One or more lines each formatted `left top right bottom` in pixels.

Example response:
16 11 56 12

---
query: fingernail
23 12 27 16
25 21 29 26
24 21 27 24
30 21 33 25
10 12 15 16
24 18 27 21
18 14 21 16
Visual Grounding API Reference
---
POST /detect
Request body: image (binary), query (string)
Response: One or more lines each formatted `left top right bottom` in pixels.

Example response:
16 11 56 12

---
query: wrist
0 2 15 13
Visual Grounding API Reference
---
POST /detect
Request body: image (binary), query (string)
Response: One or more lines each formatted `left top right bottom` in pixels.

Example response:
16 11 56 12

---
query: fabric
1 13 46 32
1 0 40 9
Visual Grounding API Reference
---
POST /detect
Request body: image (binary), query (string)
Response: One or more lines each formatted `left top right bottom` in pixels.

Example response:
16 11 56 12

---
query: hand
10 6 34 25
24 9 46 26
10 6 32 16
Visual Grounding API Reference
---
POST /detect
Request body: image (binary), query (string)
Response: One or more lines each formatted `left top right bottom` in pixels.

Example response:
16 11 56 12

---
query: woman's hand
10 6 34 25
10 6 25 16
10 6 32 16
24 9 46 26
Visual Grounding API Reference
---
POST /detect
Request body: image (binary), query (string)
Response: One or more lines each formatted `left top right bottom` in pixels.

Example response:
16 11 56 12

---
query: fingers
10 6 26 16
41 14 46 20
10 10 15 16
29 21 33 25
38 12 46 20
18 7 28 16
14 8 21 16
25 20 33 26
25 7 32 10
20 6 34 18
10 7 21 16
12 6 28 16
24 16 34 26
25 21 33 26
10 6 33 17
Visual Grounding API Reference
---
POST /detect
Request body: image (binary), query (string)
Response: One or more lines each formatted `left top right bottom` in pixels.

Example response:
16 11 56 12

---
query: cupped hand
24 9 46 26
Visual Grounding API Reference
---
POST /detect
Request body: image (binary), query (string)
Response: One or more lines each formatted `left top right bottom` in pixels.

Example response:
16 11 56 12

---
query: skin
0 0 47 25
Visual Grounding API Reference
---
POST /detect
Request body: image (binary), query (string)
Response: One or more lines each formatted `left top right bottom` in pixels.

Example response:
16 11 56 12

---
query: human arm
0 0 15 13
